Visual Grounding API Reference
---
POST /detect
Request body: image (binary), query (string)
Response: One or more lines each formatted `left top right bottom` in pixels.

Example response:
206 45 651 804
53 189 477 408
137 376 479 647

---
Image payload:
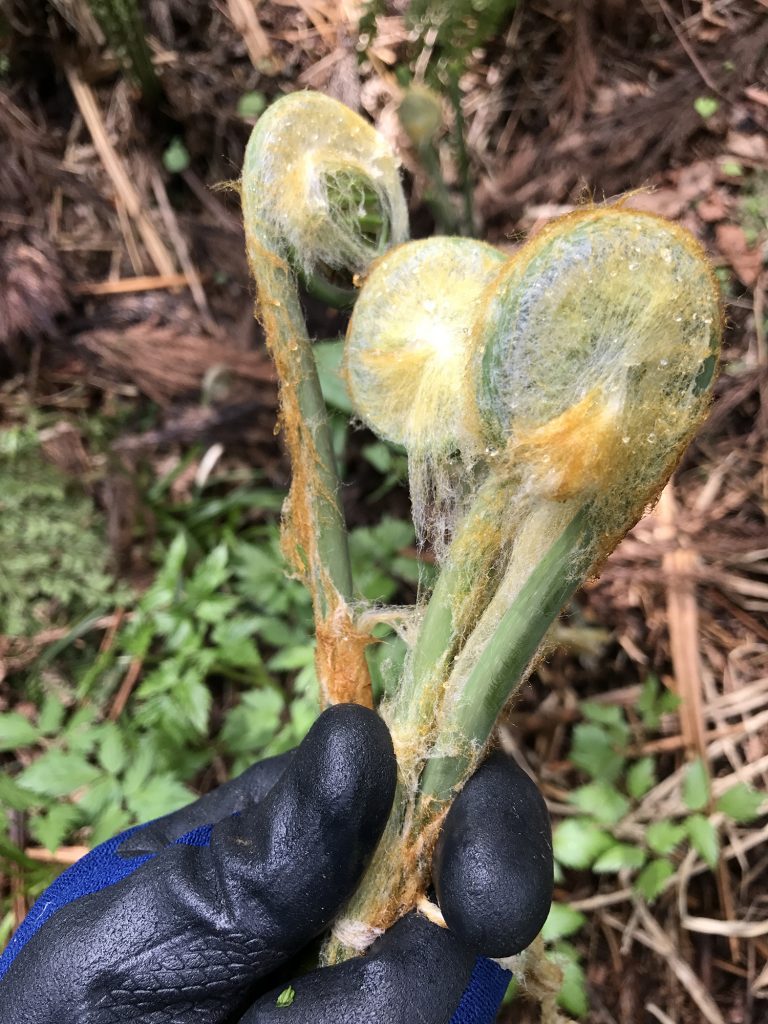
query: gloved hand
0 704 553 1024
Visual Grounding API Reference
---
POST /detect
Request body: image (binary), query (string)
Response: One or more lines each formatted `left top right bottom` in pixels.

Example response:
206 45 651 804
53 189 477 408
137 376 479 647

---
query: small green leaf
276 986 295 1008
38 695 66 736
694 96 719 119
158 532 189 585
163 137 190 173
195 596 240 624
646 820 686 855
593 842 646 874
683 759 710 811
219 689 285 757
635 858 675 902
659 689 682 715
637 675 679 730
188 543 230 599
0 910 14 949
570 723 626 783
716 783 765 823
289 692 319 741
237 91 267 118
212 618 265 670
65 705 100 755
349 519 415 602
122 744 156 798
362 441 394 474
314 341 353 414
686 814 719 868
125 773 193 822
0 774 44 811
553 818 613 869
268 645 315 671
76 777 123 820
581 702 628 732
542 903 586 942
627 756 656 799
98 724 126 775
17 751 100 798
0 712 40 751
569 781 629 825
555 944 588 1018
720 161 743 177
30 804 81 852
89 803 132 846
251 616 299 648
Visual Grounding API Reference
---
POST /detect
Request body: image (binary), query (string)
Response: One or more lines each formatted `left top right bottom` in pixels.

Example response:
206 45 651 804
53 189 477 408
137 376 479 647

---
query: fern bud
242 91 409 295
346 236 505 451
473 207 721 504
345 236 506 552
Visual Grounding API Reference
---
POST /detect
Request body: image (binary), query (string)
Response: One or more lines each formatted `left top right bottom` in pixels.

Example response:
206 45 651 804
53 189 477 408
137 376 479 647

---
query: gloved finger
0 704 397 1024
209 701 397 951
433 751 553 957
239 912 510 1024
119 750 293 855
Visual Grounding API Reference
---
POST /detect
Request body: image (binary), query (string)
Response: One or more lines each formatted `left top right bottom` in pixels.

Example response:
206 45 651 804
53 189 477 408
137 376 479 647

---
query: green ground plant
0 429 117 637
540 677 766 1016
86 0 160 101
0 417 421 920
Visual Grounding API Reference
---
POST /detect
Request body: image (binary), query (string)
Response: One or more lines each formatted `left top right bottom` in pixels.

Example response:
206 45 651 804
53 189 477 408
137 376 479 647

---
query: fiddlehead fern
240 91 722 970
244 91 408 306
345 235 506 553
324 203 722 963
418 207 720 791
242 92 408 708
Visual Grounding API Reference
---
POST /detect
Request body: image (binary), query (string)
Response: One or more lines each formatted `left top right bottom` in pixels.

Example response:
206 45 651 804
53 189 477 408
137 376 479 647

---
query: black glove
0 704 553 1023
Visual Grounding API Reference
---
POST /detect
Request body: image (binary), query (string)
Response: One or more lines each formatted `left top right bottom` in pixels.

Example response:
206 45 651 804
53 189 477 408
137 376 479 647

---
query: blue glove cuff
450 956 512 1024
0 823 212 982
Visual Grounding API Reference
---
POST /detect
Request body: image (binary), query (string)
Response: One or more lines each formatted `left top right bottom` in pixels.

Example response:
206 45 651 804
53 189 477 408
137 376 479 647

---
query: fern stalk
241 92 409 708
87 0 160 102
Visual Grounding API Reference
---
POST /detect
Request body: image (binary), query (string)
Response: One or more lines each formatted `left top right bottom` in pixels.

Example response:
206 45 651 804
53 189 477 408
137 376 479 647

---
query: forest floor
1 2 767 1022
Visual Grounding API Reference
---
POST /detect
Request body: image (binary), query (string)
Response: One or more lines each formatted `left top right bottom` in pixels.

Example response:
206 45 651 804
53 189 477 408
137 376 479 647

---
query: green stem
300 270 357 310
253 253 354 611
392 478 509 727
324 502 594 964
244 245 374 706
419 505 592 803
447 69 474 237
88 0 161 103
403 569 454 704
